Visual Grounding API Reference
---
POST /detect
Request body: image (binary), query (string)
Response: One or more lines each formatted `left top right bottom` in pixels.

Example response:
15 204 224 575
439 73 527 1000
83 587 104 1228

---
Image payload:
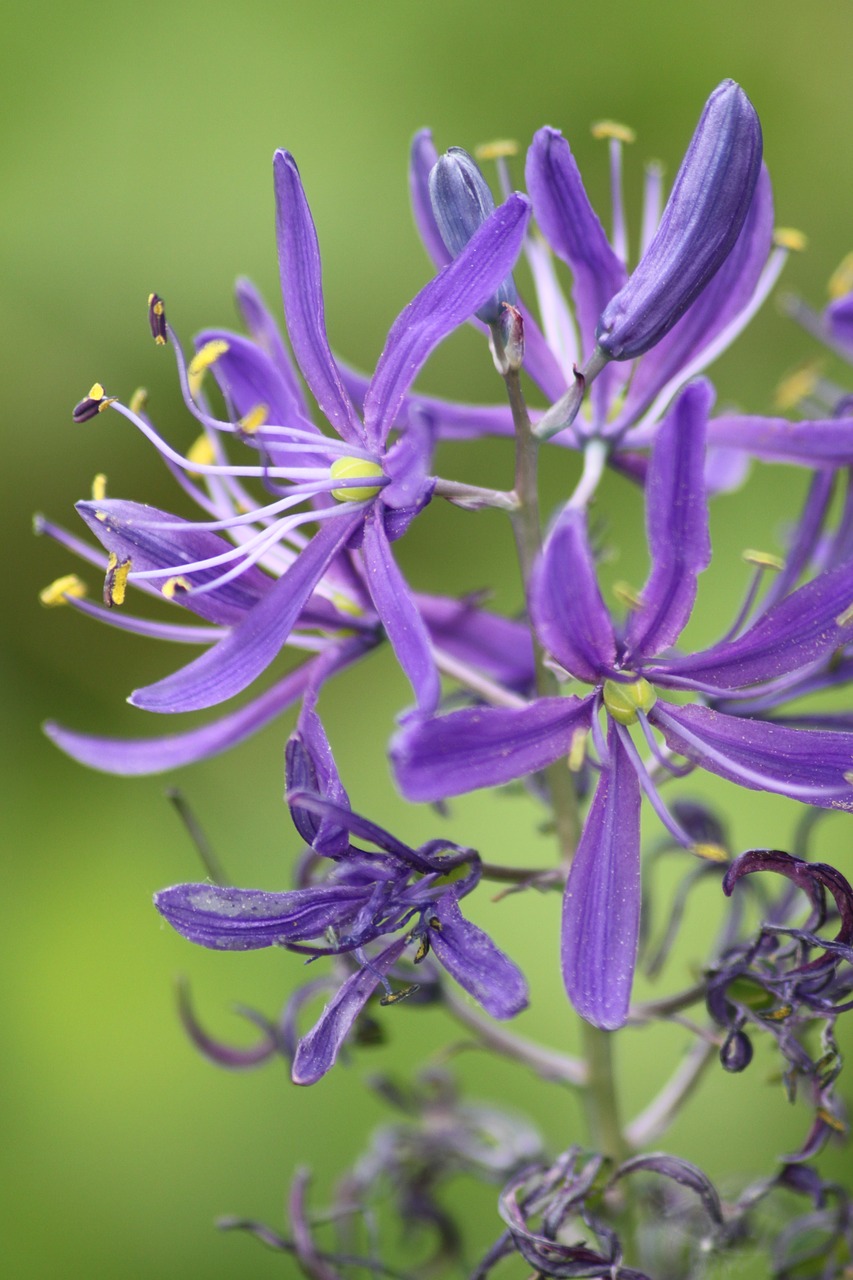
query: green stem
580 1020 631 1163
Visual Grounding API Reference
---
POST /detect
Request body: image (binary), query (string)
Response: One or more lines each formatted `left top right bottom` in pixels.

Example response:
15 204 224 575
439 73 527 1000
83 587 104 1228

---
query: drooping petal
561 726 641 1030
705 414 853 467
362 504 440 713
723 850 853 950
653 702 853 810
273 149 366 446
130 508 365 713
291 937 409 1085
286 790 444 875
626 380 712 660
362 193 531 446
286 703 352 857
155 882 370 950
826 292 853 353
428 890 528 1019
76 499 270 625
409 128 452 269
530 507 617 682
391 696 595 802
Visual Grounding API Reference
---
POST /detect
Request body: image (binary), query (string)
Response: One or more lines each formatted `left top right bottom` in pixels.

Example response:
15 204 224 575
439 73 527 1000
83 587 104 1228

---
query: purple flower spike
596 81 763 360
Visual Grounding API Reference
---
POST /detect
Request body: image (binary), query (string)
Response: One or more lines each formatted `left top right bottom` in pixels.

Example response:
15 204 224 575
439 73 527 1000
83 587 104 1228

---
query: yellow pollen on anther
188 340 229 397
774 227 807 252
239 403 268 434
89 382 105 401
774 360 822 410
187 433 216 473
129 387 148 415
835 603 853 627
692 843 729 864
163 575 192 599
39 574 87 607
91 473 107 501
474 139 519 162
817 1108 847 1134
742 549 784 571
329 456 383 502
828 251 853 300
762 1004 793 1022
613 581 643 611
591 120 636 144
602 677 656 726
106 553 131 606
567 728 588 773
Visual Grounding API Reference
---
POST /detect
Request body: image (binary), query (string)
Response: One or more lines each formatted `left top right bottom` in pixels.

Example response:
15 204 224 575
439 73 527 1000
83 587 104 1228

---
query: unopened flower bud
491 303 524 373
596 80 763 361
720 1027 753 1072
429 147 517 324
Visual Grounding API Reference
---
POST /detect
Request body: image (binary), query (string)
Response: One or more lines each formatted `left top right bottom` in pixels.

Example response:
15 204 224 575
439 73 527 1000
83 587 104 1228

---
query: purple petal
724 850 853 948
653 702 853 810
418 593 535 692
273 150 365 446
291 937 409 1085
286 705 352 856
409 128 452 269
76 499 270 625
706 414 853 467
130 508 364 713
826 292 853 353
656 557 853 690
362 193 531 446
287 790 439 874
429 890 528 1019
381 405 434 510
362 505 439 713
155 882 370 949
234 276 310 417
561 726 641 1030
391 696 594 802
195 329 315 434
177 980 278 1069
530 507 616 682
626 380 712 659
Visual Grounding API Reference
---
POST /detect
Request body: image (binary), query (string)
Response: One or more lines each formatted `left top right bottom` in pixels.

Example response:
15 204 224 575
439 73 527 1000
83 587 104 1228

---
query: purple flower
155 705 528 1084
392 379 853 1029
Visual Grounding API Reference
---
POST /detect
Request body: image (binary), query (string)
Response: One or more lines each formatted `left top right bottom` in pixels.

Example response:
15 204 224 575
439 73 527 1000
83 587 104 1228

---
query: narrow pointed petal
273 150 365 446
286 706 352 856
292 937 409 1085
338 358 516 440
76 499 270 625
530 507 616 681
195 329 317 437
362 505 440 713
391 696 594 802
626 380 712 659
130 508 364 712
653 702 853 810
597 81 763 360
409 129 452 269
657 557 853 690
706 414 853 467
362 193 531 446
234 276 310 417
381 405 434 510
562 727 641 1030
155 882 370 950
429 890 528 1019
418 594 535 692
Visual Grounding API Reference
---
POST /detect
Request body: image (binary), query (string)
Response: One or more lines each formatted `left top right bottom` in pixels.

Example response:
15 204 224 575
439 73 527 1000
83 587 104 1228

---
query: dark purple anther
72 382 110 423
148 292 167 345
720 1027 753 1072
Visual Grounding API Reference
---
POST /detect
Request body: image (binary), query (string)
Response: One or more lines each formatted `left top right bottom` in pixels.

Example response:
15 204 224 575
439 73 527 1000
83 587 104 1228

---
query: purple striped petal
195 328 317 439
234 276 311 417
130 508 364 713
656 557 853 690
155 882 370 950
428 890 528 1018
291 937 409 1085
653 702 853 810
409 129 452 269
418 594 535 692
362 505 439 713
362 193 531 447
339 358 516 440
706 414 853 467
626 380 712 660
561 726 641 1030
391 696 595 802
286 704 352 856
76 499 270 625
530 507 616 682
273 150 365 446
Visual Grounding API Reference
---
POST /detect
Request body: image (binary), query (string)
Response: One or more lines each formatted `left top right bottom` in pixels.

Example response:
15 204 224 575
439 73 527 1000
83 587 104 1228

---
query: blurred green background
4 0 853 1274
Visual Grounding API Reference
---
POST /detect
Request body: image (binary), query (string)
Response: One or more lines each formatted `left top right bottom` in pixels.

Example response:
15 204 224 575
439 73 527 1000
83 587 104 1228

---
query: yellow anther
613 581 643 611
817 1107 847 1134
129 387 149 415
187 433 216 472
330 456 384 502
39 574 87 607
774 360 822 411
89 382 105 401
835 603 853 627
413 936 430 964
591 120 636 144
761 1003 793 1022
568 728 588 773
105 553 131 607
148 293 167 344
474 139 519 162
602 677 656 726
163 575 192 599
239 403 268 434
379 984 418 1006
773 227 807 253
742 549 784 570
692 842 729 864
331 592 365 619
91 473 107 501
188 340 229 397
828 251 853 300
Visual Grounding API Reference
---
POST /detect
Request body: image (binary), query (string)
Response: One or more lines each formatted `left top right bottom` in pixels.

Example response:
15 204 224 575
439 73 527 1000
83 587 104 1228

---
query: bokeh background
4 1 853 1274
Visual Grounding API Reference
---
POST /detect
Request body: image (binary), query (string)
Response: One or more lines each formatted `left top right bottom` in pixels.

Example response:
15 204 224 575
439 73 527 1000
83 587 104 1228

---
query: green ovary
330 456 384 502
602 676 657 725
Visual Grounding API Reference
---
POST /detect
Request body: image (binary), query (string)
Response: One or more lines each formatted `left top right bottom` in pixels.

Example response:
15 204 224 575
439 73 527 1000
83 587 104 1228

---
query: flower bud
596 81 763 360
429 147 518 324
720 1027 753 1072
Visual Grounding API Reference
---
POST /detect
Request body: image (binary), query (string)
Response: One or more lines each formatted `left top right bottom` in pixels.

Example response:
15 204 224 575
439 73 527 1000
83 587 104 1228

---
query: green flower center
602 676 657 725
329 456 384 502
